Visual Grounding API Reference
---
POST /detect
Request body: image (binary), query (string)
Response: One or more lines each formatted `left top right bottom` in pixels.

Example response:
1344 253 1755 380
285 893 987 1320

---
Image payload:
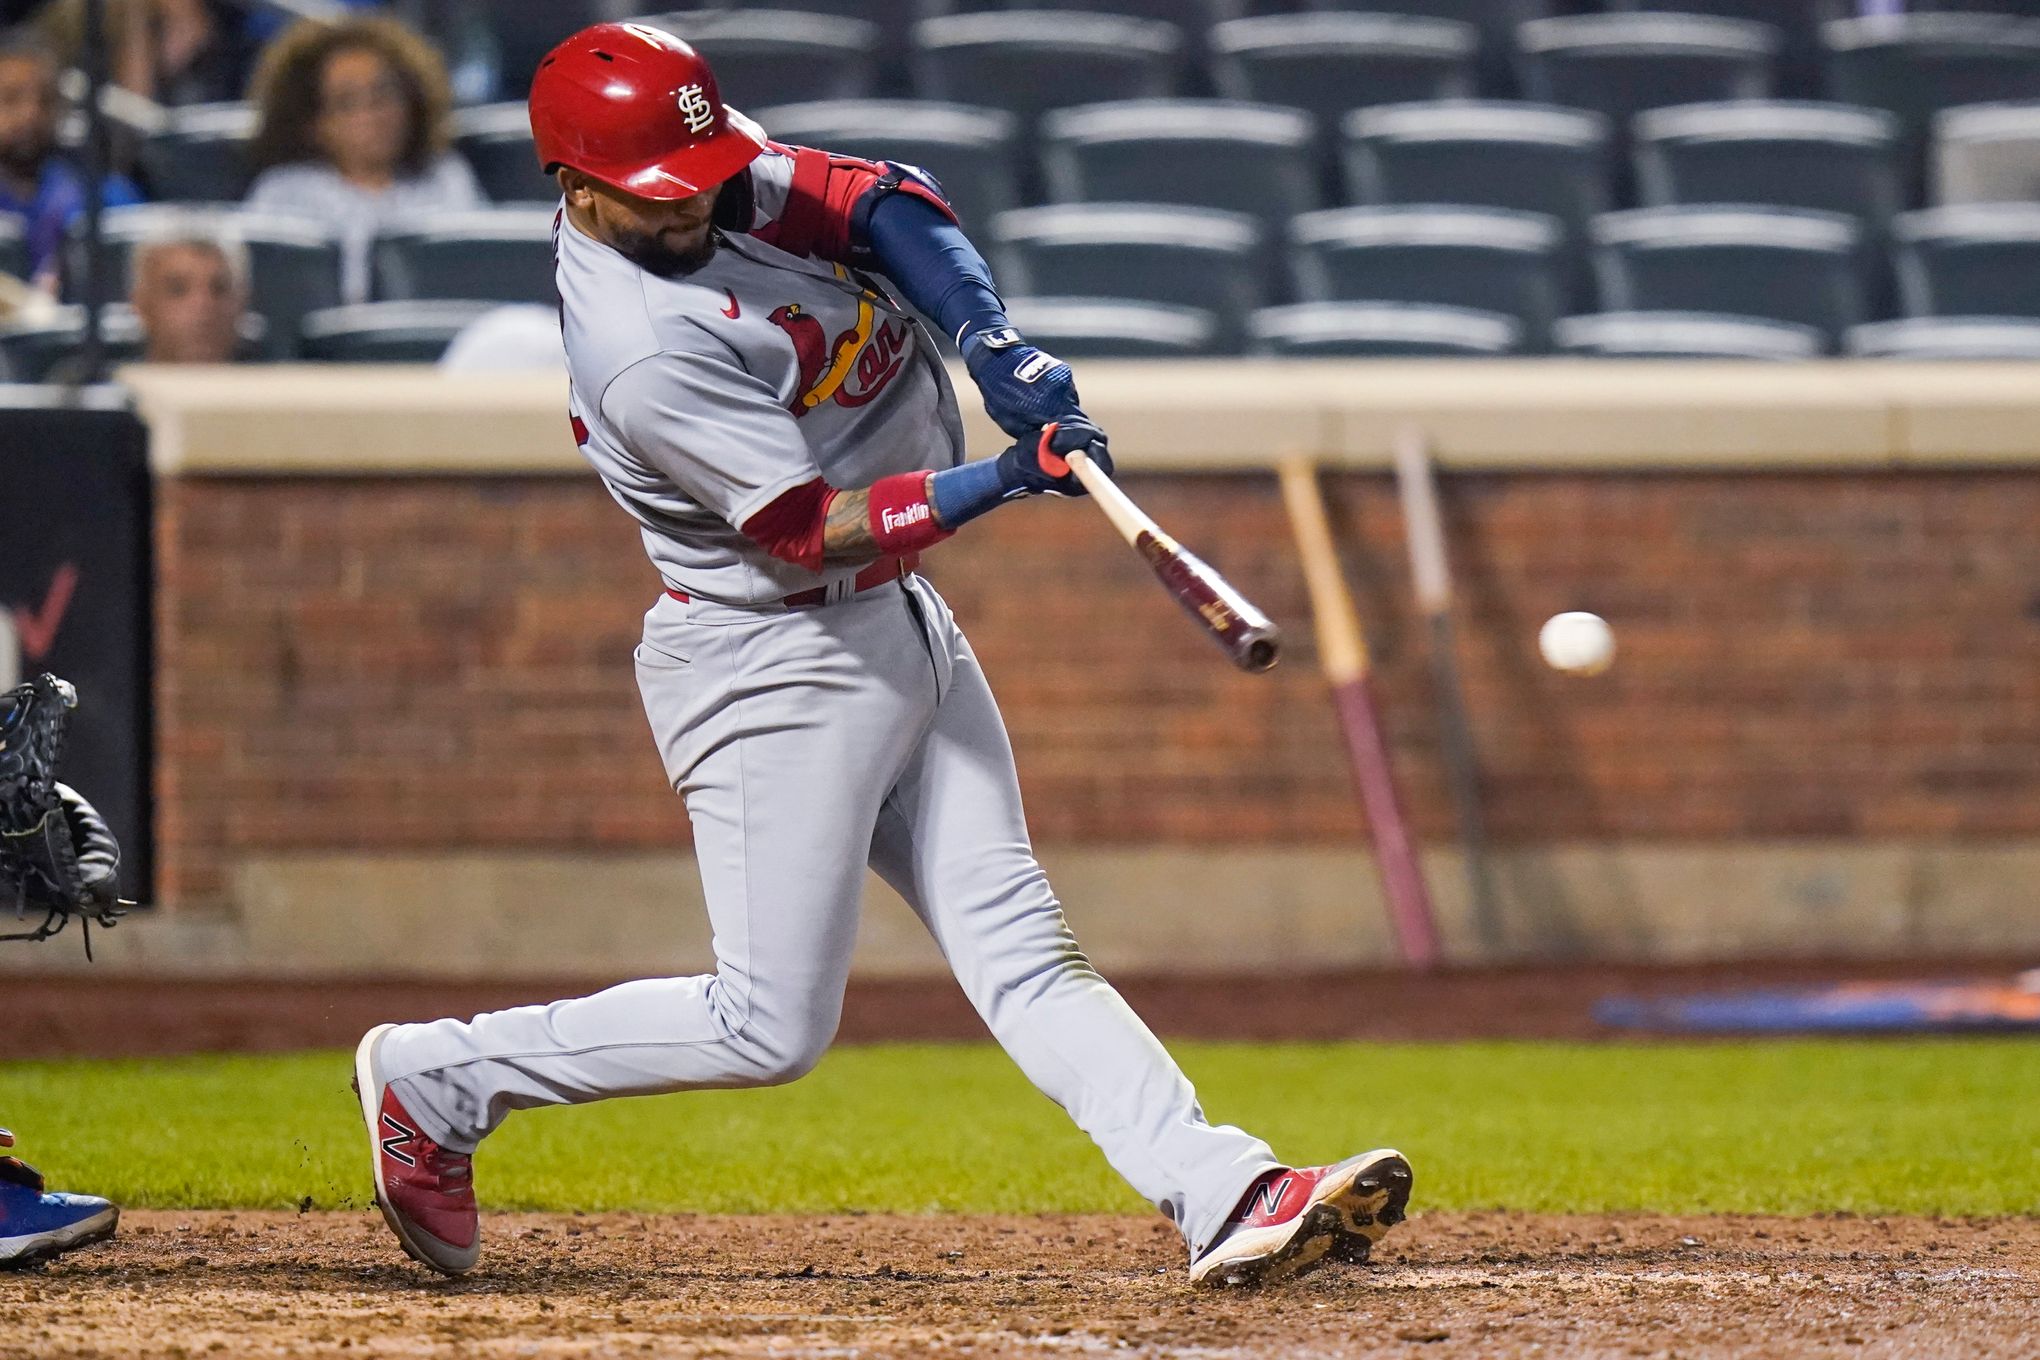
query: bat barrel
1136 533 1281 673
1068 448 1281 674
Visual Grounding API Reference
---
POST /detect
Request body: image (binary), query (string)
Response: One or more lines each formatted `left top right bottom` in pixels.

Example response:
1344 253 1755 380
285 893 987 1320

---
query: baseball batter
352 22 1410 1289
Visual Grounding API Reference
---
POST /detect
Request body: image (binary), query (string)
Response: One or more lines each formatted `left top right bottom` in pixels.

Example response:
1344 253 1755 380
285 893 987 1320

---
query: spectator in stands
0 30 142 288
41 228 249 381
244 15 480 302
35 0 258 108
128 229 247 362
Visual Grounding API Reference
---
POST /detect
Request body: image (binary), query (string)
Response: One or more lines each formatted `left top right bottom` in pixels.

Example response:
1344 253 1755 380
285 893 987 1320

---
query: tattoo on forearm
822 488 879 562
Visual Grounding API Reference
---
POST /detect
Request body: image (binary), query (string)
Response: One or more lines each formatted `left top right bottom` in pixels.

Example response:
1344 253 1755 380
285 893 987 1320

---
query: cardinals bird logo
768 302 863 417
767 268 910 417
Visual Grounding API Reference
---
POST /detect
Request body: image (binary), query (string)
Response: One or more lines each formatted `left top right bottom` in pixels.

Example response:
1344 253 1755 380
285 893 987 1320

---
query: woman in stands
244 14 481 303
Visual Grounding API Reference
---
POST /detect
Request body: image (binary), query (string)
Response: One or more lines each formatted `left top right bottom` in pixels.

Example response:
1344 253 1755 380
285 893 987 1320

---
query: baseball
1539 611 1615 675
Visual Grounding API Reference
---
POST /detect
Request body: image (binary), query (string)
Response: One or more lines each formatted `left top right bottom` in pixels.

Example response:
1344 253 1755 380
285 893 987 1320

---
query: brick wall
153 471 2040 907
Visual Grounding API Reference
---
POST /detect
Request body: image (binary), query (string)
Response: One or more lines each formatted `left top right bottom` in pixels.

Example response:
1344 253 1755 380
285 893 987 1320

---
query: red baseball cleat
352 1023 480 1276
1189 1149 1412 1288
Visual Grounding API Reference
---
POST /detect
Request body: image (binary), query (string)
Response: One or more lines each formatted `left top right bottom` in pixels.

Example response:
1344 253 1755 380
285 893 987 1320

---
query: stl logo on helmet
675 83 715 134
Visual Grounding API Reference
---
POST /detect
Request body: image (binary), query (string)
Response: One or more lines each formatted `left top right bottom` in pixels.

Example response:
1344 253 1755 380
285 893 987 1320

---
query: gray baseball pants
376 574 1277 1253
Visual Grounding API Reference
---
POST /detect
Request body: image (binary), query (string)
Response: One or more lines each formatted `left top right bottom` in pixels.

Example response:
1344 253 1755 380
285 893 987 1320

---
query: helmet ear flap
711 169 753 233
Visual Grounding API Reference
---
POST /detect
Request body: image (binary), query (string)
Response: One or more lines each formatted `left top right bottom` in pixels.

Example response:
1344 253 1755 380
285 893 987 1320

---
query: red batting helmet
528 23 766 201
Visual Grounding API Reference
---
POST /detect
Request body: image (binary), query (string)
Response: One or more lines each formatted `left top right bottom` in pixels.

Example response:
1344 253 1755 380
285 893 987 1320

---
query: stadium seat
989 204 1263 345
922 0 1239 25
371 210 559 306
137 102 257 202
1289 206 1567 351
300 301 501 363
644 11 881 108
455 103 556 205
1342 102 1611 224
1591 205 1864 345
68 206 343 360
1208 14 1480 130
1893 203 2040 318
1000 296 1223 356
740 0 920 91
1515 14 1780 139
0 307 146 382
1599 1 1840 35
1042 101 1320 229
752 101 1021 228
911 13 1183 132
1634 102 1904 238
1823 14 2040 153
0 218 23 281
1341 102 1609 303
1846 315 2040 358
1911 0 2040 10
1249 302 1520 356
1935 101 2040 203
1300 0 1556 96
1553 310 1824 359
1601 0 1844 97
420 0 632 101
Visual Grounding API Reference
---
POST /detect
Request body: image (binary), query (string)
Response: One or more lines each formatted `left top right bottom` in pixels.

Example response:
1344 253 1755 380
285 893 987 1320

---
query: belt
665 553 916 610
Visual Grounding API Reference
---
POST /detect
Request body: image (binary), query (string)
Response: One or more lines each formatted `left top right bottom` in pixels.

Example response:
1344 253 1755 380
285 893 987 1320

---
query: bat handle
1065 447 1155 546
1065 445 1105 488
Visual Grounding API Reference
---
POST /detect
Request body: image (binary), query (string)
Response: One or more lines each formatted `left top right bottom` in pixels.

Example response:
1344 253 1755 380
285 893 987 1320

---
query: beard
614 223 719 277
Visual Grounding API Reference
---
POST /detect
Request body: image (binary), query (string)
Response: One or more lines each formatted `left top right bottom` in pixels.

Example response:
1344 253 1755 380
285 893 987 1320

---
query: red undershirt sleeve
739 476 833 574
739 471 955 571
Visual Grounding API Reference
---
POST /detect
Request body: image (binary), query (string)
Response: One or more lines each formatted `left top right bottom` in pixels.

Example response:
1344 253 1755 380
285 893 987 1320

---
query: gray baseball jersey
558 146 966 606
375 146 1281 1259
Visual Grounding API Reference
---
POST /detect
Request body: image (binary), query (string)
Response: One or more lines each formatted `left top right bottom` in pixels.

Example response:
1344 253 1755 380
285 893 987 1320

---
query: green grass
2 1041 2034 1217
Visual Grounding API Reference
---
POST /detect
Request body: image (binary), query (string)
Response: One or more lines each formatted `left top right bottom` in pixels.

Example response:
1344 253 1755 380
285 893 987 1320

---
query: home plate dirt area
6 1210 2035 1360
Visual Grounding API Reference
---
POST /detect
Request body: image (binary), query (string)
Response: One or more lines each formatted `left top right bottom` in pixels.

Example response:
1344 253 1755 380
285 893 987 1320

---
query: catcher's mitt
1 674 128 956
0 1126 49 1196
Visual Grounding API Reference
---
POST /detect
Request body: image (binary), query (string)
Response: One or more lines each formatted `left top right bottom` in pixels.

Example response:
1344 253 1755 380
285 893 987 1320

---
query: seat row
1006 300 2040 359
10 299 2036 374
754 96 2040 242
0 301 503 377
413 4 2040 120
36 200 2040 360
991 200 2040 349
47 207 555 359
134 93 2040 238
558 10 2040 149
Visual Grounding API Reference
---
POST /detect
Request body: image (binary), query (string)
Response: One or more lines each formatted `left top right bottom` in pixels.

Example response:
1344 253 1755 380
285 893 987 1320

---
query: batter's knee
740 1009 839 1086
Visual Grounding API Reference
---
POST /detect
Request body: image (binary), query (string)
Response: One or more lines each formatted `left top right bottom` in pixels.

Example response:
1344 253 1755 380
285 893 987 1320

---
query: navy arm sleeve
863 191 1010 348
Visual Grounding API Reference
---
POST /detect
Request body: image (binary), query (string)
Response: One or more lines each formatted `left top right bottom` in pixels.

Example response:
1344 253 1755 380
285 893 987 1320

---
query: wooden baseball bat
1277 456 1442 970
1066 449 1280 673
1392 426 1504 957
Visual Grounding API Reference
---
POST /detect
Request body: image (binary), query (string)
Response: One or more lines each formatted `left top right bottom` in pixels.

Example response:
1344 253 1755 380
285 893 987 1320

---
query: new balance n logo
380 1112 419 1168
1246 1175 1291 1220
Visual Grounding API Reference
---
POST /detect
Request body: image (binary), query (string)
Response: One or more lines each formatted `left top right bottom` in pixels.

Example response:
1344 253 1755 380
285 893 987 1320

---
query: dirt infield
5 1210 2034 1359
12 956 2032 1057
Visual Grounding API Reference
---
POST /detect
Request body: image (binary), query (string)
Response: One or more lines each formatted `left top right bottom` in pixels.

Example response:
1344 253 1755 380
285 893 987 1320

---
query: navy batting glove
960 325 1088 439
996 418 1112 499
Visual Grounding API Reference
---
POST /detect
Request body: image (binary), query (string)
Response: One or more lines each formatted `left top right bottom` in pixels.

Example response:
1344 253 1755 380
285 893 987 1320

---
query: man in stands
42 228 249 381
0 31 141 289
128 230 249 363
